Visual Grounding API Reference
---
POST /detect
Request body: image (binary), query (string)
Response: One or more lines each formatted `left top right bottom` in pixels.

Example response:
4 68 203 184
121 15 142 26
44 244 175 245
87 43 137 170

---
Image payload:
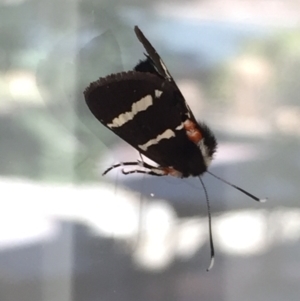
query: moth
84 26 265 270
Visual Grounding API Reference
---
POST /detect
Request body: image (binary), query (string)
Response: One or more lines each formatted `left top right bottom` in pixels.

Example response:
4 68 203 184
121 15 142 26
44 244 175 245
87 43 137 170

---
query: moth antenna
207 171 267 203
198 177 215 271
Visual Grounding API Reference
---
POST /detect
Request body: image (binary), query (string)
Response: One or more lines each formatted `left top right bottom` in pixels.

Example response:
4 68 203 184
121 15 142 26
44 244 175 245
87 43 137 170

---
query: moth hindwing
84 26 217 178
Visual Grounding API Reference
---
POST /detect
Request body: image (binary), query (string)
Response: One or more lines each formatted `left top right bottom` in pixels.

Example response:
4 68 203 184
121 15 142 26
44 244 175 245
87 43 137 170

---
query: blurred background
1 0 300 300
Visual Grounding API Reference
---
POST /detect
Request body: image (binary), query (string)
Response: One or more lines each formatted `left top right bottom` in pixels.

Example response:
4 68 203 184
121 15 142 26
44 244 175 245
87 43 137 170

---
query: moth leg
122 169 163 176
121 160 165 176
103 160 179 177
123 161 182 177
103 160 160 176
102 162 140 176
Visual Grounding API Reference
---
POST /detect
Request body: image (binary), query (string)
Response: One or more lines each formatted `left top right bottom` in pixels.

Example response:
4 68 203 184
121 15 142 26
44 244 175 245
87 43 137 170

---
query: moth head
197 122 217 168
183 119 217 168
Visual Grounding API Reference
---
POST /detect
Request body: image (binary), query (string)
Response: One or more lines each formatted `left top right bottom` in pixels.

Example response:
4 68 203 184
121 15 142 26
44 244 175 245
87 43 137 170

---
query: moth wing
84 71 202 173
134 26 199 125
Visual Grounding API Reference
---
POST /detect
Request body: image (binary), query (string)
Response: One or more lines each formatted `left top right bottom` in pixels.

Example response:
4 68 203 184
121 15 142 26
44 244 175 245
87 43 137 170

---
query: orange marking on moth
162 167 182 177
183 119 202 144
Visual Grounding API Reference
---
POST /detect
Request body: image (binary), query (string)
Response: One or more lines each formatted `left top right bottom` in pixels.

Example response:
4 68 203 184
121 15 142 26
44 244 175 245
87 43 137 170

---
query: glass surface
1 0 299 301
